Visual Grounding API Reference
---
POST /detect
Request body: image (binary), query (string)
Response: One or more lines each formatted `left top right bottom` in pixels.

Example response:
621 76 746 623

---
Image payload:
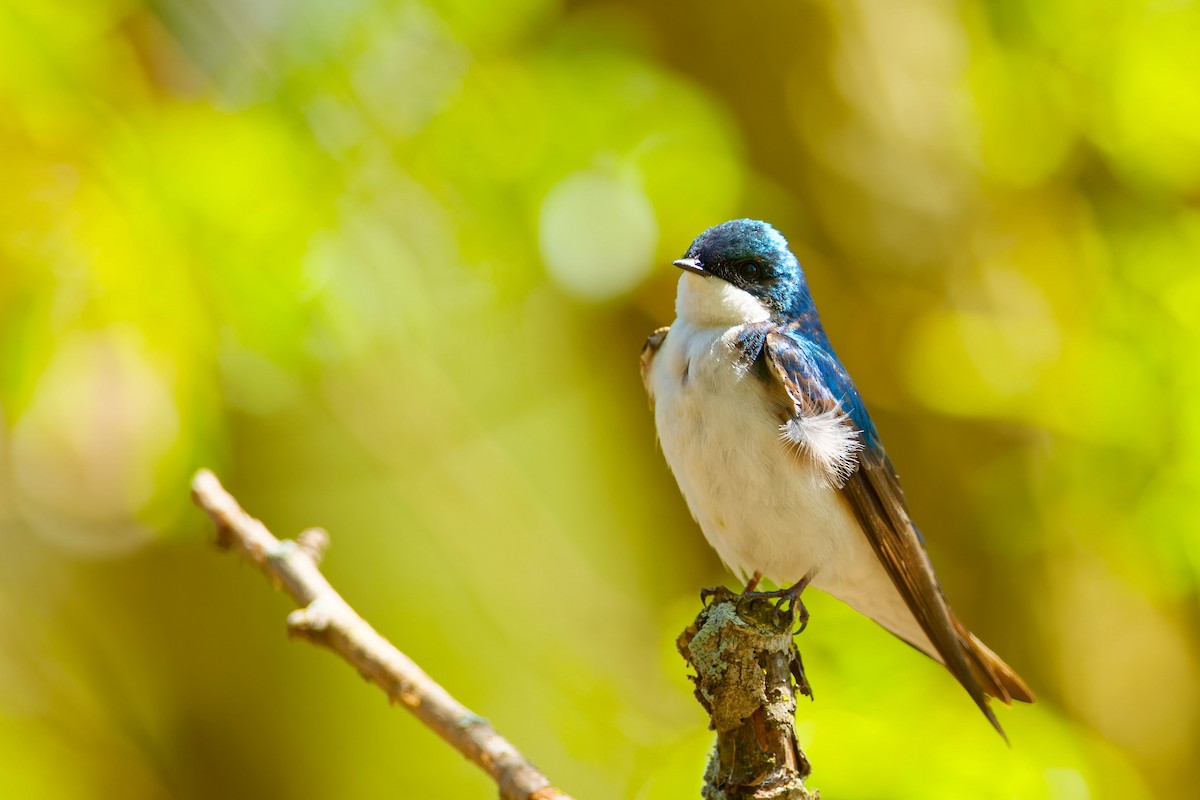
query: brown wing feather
848 449 1034 708
640 327 670 408
759 332 1033 736
841 450 1012 736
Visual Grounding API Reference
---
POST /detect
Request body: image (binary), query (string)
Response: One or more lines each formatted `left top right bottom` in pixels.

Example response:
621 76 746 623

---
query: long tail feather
952 616 1036 705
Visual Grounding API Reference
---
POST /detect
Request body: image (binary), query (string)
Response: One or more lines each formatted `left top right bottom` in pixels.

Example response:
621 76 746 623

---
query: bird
641 218 1034 736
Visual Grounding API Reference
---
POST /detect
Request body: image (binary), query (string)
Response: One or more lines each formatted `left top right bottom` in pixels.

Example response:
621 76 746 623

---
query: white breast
649 273 936 656
650 316 861 585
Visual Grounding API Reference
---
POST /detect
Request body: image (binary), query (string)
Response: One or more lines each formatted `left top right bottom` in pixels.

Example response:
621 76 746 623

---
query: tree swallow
642 219 1034 735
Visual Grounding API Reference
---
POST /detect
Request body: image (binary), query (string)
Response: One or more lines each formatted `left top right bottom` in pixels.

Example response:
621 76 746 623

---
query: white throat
675 272 771 328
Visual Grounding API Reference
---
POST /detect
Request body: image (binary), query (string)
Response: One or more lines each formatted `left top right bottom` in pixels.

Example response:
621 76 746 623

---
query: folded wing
760 329 1034 737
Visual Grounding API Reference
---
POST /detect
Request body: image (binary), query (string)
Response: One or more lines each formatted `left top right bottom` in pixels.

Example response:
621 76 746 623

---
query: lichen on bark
677 588 818 800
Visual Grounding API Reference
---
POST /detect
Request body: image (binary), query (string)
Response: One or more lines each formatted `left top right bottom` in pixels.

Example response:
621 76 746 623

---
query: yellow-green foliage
1 0 1195 797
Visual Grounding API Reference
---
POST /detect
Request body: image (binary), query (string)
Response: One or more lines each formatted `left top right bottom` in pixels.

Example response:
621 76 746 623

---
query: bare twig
678 589 817 799
191 469 572 800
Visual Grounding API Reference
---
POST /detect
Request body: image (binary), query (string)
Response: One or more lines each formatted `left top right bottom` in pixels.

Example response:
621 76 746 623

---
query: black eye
738 261 760 281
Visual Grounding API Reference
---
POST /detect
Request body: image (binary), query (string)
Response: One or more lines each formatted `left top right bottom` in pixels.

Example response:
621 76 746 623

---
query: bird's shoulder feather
640 326 670 407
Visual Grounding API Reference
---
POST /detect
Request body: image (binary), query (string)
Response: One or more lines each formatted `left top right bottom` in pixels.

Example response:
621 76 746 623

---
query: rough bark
677 588 818 799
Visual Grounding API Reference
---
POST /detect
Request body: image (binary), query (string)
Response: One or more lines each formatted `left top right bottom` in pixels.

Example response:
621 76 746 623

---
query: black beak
673 258 707 276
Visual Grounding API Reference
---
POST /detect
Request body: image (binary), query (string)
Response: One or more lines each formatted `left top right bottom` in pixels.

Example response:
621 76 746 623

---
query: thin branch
191 469 572 800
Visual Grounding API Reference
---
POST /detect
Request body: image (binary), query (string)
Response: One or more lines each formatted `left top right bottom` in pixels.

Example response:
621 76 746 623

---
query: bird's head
673 219 817 327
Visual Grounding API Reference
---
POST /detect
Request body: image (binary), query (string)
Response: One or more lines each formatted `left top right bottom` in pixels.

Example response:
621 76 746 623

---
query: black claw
794 601 810 633
700 585 737 607
791 644 813 700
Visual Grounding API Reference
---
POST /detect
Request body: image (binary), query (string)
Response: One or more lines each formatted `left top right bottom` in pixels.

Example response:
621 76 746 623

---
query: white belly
649 318 936 657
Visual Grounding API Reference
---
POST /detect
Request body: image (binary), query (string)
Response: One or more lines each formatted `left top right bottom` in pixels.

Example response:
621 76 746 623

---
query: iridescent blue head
674 219 819 327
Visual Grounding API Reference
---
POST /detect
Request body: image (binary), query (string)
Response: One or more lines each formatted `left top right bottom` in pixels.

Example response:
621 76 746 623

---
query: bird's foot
701 571 766 606
739 573 813 633
699 585 738 606
740 570 764 594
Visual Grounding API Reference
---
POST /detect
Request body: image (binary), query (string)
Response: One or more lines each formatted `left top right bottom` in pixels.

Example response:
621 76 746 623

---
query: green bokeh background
2 0 1197 797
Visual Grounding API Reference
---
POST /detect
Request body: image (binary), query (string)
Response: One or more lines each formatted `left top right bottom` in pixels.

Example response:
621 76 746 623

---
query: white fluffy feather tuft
780 410 864 488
